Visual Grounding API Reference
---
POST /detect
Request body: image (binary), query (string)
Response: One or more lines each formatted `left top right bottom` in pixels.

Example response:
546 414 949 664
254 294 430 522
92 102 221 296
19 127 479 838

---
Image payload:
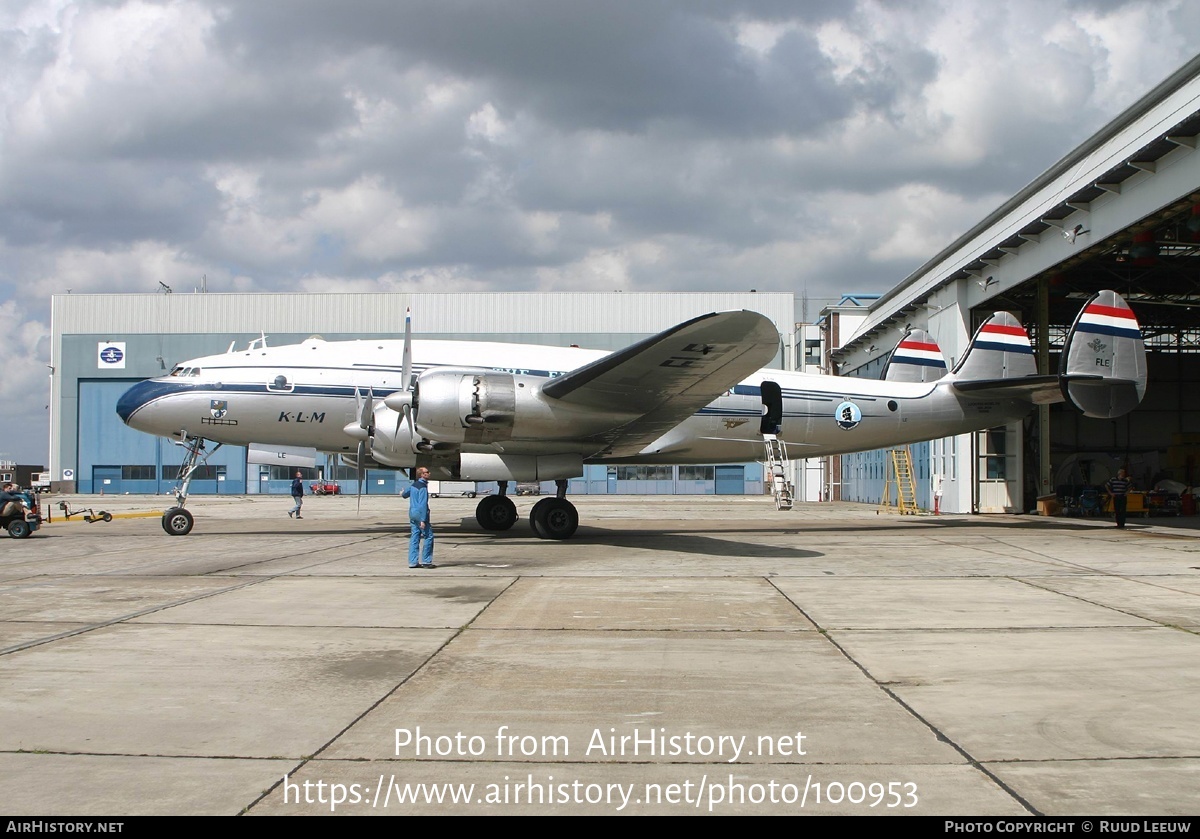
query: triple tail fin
949 291 1147 419
882 329 947 383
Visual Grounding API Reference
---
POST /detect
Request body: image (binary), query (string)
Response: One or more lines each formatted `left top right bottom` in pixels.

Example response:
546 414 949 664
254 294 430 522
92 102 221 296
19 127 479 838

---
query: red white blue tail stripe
892 337 946 369
1073 300 1142 340
975 321 1033 354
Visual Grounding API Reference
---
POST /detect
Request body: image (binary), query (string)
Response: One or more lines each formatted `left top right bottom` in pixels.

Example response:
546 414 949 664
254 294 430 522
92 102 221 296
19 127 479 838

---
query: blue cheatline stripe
1076 324 1143 340
892 356 947 368
973 340 1034 354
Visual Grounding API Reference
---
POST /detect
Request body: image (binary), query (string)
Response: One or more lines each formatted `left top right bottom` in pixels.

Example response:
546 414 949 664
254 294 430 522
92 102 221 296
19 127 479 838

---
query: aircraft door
760 380 783 435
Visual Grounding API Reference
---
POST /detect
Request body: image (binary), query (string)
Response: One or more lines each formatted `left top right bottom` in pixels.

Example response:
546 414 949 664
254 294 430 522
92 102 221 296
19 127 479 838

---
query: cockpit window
169 366 184 377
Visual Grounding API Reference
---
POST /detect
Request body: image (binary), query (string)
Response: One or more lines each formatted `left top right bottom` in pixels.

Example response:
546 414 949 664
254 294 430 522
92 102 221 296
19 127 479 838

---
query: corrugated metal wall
53 292 794 335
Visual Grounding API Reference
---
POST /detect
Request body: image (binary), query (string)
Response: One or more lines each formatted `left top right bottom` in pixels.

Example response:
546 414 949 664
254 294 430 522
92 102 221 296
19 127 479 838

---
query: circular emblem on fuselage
835 401 861 430
99 346 124 364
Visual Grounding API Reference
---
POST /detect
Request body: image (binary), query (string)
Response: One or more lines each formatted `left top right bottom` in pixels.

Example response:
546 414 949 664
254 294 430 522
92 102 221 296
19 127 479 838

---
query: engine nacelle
413 368 518 444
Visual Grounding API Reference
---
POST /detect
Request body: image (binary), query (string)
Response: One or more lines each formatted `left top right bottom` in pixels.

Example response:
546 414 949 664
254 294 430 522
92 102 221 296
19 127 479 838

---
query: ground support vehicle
3 489 43 538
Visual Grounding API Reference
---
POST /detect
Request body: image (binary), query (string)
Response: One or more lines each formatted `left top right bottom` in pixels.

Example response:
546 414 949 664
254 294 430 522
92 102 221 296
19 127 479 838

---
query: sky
1 0 1198 465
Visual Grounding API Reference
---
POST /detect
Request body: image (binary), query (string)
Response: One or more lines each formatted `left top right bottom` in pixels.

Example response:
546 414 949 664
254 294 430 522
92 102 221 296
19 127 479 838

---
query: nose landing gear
161 433 220 536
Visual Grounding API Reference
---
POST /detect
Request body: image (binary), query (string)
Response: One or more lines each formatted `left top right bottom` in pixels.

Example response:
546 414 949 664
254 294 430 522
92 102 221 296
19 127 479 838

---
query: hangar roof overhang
839 53 1200 361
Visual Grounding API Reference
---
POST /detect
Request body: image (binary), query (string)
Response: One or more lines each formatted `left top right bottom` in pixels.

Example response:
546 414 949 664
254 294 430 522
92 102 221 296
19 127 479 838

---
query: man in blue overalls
402 466 435 568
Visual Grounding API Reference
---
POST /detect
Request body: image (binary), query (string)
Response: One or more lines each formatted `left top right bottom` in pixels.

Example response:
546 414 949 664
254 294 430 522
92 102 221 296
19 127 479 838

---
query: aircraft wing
541 310 780 457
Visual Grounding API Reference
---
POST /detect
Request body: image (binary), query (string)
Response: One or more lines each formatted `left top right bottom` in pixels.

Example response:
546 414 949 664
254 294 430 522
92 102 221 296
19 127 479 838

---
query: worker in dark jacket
1106 468 1133 529
288 471 304 519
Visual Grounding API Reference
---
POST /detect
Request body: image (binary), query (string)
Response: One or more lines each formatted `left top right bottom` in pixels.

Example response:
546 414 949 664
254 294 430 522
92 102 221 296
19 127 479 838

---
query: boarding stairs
880 448 920 515
763 433 794 510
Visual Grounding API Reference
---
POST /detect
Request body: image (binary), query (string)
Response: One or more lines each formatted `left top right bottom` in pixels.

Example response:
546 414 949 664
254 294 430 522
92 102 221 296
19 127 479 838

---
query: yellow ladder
762 433 794 510
880 448 919 515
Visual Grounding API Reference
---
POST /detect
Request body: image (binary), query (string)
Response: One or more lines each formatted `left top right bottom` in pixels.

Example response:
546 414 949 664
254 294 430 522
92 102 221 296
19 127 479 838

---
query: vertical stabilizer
950 312 1037 381
1059 290 1147 418
883 329 947 383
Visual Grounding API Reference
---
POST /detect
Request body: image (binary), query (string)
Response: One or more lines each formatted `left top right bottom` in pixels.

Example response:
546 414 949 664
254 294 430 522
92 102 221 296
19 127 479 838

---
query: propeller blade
402 402 419 451
356 440 366 514
385 312 415 412
402 307 412 392
359 387 375 431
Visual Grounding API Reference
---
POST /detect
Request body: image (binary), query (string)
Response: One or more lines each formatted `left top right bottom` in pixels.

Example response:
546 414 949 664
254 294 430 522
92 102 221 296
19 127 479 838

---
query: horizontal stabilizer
883 329 946 383
953 374 1063 404
1059 290 1146 418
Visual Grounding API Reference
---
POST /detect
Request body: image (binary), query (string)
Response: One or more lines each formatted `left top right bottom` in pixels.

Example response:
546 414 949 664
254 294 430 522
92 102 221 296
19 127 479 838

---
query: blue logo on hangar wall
97 342 126 369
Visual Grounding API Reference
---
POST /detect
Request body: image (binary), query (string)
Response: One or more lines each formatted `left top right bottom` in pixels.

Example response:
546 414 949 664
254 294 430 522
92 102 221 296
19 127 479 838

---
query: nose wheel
162 507 194 536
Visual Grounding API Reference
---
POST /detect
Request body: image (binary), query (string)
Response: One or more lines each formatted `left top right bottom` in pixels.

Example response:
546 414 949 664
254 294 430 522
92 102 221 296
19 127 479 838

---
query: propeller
346 308 419 514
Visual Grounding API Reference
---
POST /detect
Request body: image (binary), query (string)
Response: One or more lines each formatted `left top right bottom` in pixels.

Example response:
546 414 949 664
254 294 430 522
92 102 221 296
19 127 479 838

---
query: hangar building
830 54 1200 515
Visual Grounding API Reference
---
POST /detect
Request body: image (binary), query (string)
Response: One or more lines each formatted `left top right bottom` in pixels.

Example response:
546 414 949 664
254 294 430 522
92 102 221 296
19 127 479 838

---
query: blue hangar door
92 466 121 494
715 465 745 495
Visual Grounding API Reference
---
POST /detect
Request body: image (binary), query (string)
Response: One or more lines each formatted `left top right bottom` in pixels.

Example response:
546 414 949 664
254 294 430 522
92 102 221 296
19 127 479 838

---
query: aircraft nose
116 379 159 425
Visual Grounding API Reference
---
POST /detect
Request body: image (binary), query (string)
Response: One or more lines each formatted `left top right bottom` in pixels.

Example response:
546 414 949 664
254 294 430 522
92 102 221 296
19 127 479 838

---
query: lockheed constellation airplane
116 290 1146 539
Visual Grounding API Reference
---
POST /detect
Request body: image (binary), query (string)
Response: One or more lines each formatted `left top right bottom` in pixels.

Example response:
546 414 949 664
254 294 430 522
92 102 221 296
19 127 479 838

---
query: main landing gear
474 480 578 540
475 484 518 532
162 433 220 536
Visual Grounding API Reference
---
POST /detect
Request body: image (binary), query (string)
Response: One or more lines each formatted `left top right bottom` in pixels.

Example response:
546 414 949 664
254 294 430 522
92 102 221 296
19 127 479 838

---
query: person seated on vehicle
0 483 27 517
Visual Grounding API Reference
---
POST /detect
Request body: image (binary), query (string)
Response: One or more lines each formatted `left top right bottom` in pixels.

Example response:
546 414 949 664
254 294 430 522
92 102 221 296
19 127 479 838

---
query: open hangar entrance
962 185 1200 513
833 65 1200 515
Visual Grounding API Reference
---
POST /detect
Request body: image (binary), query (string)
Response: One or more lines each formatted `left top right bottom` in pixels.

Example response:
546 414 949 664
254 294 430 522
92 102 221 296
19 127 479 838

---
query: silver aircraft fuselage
117 336 1029 467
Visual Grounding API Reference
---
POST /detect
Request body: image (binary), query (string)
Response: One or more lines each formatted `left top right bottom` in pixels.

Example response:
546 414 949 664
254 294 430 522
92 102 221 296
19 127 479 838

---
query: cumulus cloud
0 0 1196 461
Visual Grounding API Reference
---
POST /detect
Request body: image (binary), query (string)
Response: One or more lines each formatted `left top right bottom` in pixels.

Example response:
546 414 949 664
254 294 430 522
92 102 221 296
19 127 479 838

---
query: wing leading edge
541 310 780 457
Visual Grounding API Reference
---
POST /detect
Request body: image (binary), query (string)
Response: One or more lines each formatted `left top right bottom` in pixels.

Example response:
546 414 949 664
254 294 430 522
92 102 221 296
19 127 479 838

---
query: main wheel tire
162 507 194 536
528 497 554 538
533 498 578 540
7 520 30 538
475 495 518 531
101 512 113 523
